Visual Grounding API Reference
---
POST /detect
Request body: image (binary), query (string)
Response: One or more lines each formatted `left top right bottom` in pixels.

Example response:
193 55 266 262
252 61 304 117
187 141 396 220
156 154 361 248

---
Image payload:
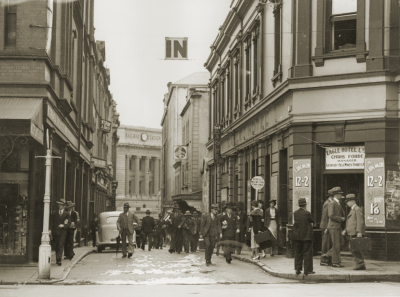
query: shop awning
0 98 44 144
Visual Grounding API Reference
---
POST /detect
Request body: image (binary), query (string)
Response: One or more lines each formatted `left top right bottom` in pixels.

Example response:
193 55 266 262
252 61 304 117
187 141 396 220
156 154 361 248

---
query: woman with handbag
264 200 282 257
247 200 268 260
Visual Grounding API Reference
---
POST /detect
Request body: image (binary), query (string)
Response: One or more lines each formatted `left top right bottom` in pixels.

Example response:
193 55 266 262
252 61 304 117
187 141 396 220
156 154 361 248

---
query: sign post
251 176 265 213
365 158 385 227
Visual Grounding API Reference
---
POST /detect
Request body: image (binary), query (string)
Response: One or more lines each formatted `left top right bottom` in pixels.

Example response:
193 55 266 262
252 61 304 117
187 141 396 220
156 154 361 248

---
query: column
145 156 150 196
135 156 140 196
125 155 129 197
237 151 244 203
216 164 221 206
154 157 160 195
228 157 234 202
62 144 69 199
258 141 265 202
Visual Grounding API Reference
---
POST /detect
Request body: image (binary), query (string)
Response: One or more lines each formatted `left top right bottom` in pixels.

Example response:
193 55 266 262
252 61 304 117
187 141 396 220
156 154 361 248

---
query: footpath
0 246 94 285
231 250 400 282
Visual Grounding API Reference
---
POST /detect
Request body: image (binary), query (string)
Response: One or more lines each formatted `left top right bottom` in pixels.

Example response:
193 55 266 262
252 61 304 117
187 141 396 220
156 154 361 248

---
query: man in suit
141 210 155 251
322 187 346 267
117 203 139 258
50 199 71 266
221 202 240 264
216 202 226 256
292 197 314 276
181 211 197 253
320 189 333 266
154 214 165 249
192 211 201 252
200 204 222 266
64 201 79 260
235 201 247 255
168 204 184 254
343 194 366 270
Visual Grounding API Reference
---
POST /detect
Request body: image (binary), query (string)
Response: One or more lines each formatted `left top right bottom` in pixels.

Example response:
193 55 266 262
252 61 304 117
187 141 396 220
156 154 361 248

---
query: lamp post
36 130 61 279
111 181 118 211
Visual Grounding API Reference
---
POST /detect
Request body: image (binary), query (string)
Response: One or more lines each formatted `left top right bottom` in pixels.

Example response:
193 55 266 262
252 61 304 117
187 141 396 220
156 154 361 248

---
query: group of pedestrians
292 187 366 276
50 199 80 266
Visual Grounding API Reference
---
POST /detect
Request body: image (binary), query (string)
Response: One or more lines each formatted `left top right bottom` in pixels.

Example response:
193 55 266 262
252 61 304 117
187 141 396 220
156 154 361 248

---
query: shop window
331 0 357 51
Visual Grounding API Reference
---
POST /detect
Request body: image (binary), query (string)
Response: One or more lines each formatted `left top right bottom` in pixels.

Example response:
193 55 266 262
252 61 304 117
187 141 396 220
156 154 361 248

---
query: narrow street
64 248 293 285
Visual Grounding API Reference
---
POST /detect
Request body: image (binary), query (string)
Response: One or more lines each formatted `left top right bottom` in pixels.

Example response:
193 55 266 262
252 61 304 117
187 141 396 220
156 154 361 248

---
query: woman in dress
264 199 282 257
247 200 267 260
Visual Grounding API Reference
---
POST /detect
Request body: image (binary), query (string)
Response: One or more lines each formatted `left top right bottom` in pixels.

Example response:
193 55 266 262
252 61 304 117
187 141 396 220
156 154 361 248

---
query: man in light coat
117 203 139 258
322 187 346 268
342 194 366 270
320 189 333 266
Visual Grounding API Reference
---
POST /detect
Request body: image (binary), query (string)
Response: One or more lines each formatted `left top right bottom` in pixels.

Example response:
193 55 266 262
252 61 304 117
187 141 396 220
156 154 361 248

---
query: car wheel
97 246 103 253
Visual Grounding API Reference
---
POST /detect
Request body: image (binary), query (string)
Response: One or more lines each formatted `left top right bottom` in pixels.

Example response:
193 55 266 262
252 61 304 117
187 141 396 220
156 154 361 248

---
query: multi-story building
160 72 209 213
116 126 162 219
0 0 119 264
205 0 400 261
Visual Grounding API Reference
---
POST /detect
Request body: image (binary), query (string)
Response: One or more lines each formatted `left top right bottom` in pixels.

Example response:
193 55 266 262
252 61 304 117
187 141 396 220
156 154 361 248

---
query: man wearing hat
181 211 197 253
216 201 227 256
192 211 201 252
322 187 346 267
200 204 222 266
320 189 333 266
292 197 315 276
343 194 366 270
50 199 71 266
154 214 165 249
235 201 247 255
64 201 79 260
220 202 240 264
168 204 184 254
117 203 139 258
141 210 155 251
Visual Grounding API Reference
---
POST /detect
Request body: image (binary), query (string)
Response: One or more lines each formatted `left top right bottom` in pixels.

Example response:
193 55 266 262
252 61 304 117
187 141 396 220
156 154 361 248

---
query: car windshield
106 216 118 224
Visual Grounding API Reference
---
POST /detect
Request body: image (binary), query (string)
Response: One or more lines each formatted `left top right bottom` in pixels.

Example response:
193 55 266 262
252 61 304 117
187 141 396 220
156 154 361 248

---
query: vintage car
96 211 136 252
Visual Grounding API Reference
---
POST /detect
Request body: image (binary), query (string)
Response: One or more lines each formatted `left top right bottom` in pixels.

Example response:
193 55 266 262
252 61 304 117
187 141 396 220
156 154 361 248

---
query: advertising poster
293 159 312 213
386 170 400 222
325 146 365 170
364 158 386 227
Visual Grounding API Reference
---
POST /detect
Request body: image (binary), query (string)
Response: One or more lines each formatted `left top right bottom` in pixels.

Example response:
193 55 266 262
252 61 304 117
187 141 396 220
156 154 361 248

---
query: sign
251 176 265 190
126 133 161 140
325 146 365 170
46 104 78 150
30 122 44 145
165 37 188 60
213 125 223 164
293 159 312 214
365 158 385 227
100 119 112 133
92 156 106 169
174 145 187 160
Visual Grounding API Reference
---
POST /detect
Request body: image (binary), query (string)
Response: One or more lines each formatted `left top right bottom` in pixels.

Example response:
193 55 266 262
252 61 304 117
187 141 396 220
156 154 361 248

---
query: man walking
343 194 366 270
292 197 314 276
182 211 197 253
320 189 333 266
192 211 201 252
235 202 247 255
64 201 78 260
117 203 139 258
168 204 183 254
322 187 346 267
200 204 222 266
50 199 71 266
221 202 240 264
155 214 165 249
90 213 99 248
141 210 155 251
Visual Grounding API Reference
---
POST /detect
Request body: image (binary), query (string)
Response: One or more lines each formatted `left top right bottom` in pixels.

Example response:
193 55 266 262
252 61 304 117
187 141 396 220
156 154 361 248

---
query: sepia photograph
1 0 400 296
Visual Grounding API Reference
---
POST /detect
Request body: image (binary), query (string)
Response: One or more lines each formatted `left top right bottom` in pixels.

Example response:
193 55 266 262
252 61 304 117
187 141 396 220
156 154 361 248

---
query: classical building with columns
205 0 400 261
116 126 162 218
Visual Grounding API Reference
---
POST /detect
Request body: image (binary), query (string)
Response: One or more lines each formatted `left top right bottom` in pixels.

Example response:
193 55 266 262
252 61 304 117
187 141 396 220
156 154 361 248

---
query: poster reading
293 159 312 214
364 158 386 227
385 171 400 221
325 146 365 170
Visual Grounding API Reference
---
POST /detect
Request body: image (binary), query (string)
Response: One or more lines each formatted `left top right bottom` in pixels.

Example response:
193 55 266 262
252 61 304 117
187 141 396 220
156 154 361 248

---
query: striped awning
0 98 44 144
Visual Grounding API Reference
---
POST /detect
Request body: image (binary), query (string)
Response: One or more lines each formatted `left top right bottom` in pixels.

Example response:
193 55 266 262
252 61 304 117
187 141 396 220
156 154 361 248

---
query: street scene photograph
1 0 400 296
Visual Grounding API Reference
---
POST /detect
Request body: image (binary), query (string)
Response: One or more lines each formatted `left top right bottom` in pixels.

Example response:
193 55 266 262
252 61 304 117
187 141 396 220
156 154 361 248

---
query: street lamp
36 130 61 279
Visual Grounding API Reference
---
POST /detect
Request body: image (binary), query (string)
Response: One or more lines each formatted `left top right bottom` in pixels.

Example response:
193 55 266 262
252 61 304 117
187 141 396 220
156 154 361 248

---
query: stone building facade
116 126 162 219
205 0 400 261
0 0 119 264
160 72 209 213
